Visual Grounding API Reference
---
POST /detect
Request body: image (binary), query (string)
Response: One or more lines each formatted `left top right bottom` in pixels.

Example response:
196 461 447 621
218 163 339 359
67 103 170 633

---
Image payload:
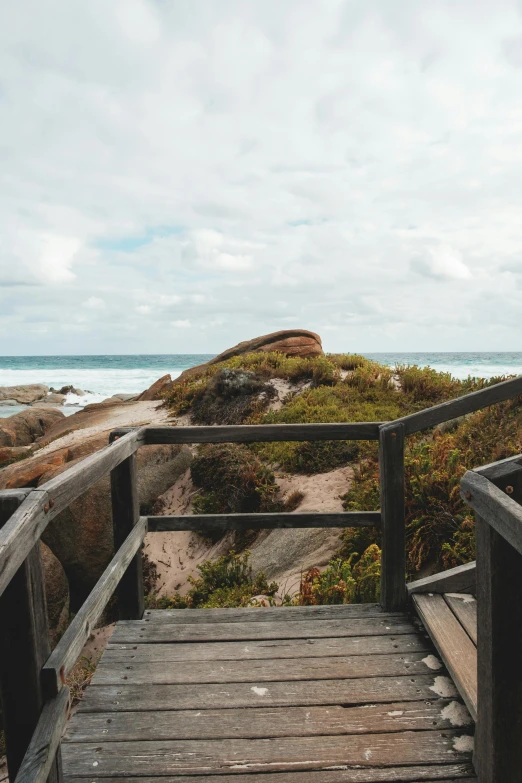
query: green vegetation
297 546 381 605
163 350 521 588
146 551 278 609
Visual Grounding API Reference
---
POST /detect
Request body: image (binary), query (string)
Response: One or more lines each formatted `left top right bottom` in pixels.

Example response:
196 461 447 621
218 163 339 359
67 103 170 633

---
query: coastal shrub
187 368 276 425
191 443 280 514
145 551 278 609
329 353 368 371
298 546 381 605
343 396 522 573
283 490 305 511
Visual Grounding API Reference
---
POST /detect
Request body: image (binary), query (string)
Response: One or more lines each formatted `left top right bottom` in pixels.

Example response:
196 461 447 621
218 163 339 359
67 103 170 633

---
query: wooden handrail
147 511 381 532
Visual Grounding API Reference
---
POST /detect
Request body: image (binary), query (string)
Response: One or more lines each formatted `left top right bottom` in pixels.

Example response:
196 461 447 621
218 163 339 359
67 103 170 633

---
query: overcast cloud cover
1 0 522 355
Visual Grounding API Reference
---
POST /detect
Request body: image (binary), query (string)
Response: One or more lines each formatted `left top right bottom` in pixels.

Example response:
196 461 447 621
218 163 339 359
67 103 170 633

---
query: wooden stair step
444 593 477 645
413 594 477 721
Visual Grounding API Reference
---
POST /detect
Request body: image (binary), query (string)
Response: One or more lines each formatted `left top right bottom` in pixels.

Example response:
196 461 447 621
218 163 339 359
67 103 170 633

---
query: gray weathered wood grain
63 770 476 783
110 615 418 644
110 450 144 620
147 510 381 531
60 729 474 776
143 422 382 444
105 633 430 663
64 698 471 743
413 595 477 721
78 673 457 712
407 563 476 596
14 687 69 783
379 422 406 611
142 603 398 623
444 594 477 646
91 651 442 686
396 374 522 435
42 518 147 697
460 469 522 556
0 490 62 783
62 769 476 783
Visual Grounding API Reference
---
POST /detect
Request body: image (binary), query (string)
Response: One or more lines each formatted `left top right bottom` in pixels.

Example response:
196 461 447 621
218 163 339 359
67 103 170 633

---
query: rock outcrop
0 408 65 448
0 384 50 404
41 542 70 647
137 374 173 401
139 329 324 399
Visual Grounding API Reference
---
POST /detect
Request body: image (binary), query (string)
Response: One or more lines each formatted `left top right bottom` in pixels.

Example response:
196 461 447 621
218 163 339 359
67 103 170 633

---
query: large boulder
0 408 65 448
139 330 324 399
39 438 192 608
137 374 172 401
41 542 70 647
0 448 70 489
0 384 49 404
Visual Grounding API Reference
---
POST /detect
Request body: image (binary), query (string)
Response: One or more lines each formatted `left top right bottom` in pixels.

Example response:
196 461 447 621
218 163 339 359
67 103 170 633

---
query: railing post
379 422 406 611
474 463 522 782
110 437 144 620
0 490 63 783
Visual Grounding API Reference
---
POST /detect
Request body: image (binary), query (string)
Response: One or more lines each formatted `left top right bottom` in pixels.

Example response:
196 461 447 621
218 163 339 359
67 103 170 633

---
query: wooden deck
63 605 476 782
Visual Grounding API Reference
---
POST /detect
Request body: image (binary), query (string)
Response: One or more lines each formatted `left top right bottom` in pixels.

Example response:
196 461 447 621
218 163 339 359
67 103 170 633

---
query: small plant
66 656 97 708
147 551 278 609
191 443 281 514
189 368 276 425
298 546 381 605
283 490 305 511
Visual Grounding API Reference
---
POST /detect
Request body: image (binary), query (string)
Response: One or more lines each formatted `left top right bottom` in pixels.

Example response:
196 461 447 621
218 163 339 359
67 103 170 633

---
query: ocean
1 352 521 418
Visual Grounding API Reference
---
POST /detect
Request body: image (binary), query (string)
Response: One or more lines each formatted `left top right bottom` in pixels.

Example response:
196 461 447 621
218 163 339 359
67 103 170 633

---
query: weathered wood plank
443 594 477 646
0 430 143 598
106 633 431 662
42 518 147 697
60 730 474 776
143 604 400 623
471 463 522 781
78 673 457 712
110 449 144 620
474 453 522 480
14 688 69 783
91 651 442 686
379 422 406 611
460 469 522 556
64 699 472 743
413 595 477 721
143 422 382 444
63 770 477 783
407 563 476 596
110 616 419 644
396 374 522 436
147 511 381 531
0 490 62 783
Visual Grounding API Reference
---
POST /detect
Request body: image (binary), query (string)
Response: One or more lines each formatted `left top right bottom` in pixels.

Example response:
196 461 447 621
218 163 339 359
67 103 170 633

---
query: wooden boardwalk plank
111 616 418 644
443 594 477 646
91 651 442 686
142 605 400 624
64 771 476 783
61 731 474 776
106 633 430 663
78 673 458 712
64 699 472 743
413 595 477 721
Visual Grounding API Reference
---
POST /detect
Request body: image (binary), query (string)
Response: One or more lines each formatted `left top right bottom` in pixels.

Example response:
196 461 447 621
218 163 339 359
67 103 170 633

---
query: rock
57 385 85 396
0 384 49 404
0 449 70 488
31 392 65 406
39 439 193 608
41 542 70 647
0 408 65 448
112 393 139 402
0 399 19 406
139 331 323 399
0 445 32 468
137 374 172 401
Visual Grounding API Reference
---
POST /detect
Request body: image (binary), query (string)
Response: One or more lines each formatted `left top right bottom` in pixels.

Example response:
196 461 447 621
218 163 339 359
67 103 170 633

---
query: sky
1 0 522 355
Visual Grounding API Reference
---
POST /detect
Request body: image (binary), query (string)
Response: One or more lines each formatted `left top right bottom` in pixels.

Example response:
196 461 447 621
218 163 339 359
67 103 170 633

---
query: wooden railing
461 453 522 781
0 372 521 783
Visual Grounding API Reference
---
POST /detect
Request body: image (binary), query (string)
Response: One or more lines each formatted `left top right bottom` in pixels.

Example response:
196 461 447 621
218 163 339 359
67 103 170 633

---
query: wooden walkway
63 605 476 782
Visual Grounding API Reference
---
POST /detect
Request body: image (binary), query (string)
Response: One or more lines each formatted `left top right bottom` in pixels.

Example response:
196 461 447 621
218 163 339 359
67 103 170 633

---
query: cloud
83 296 106 309
1 1 522 353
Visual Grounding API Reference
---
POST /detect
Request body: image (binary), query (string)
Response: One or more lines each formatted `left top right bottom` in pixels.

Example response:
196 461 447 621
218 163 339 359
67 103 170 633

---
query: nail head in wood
506 485 514 494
